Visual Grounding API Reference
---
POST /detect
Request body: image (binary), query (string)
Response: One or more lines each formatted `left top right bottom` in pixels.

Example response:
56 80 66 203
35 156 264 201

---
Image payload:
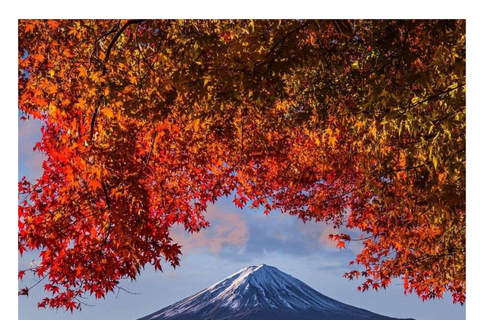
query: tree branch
103 19 145 74
402 83 465 112
256 21 311 69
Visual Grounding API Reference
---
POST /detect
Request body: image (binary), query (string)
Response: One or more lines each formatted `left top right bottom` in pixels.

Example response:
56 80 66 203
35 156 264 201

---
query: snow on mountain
138 264 415 320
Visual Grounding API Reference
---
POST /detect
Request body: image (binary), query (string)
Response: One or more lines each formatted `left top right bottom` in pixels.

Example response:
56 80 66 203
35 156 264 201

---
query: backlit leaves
18 19 465 310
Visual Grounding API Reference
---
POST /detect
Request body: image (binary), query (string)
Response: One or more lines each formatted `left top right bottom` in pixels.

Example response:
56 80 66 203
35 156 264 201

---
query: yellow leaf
433 156 438 170
249 20 255 32
49 104 57 114
53 211 62 222
192 118 200 132
102 108 114 118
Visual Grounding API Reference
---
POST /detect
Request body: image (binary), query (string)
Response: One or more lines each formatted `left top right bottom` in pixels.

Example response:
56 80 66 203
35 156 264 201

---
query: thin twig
75 297 95 308
101 181 111 208
116 286 141 299
18 273 49 295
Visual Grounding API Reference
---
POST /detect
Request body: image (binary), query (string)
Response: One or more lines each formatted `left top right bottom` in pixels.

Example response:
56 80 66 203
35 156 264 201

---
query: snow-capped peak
143 264 343 319
139 264 416 320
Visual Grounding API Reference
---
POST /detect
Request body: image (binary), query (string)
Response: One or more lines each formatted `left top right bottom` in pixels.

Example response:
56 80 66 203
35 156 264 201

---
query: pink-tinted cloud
294 221 338 249
317 225 339 249
171 204 249 254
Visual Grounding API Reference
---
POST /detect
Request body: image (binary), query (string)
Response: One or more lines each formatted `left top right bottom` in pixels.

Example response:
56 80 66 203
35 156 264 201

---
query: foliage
18 19 465 310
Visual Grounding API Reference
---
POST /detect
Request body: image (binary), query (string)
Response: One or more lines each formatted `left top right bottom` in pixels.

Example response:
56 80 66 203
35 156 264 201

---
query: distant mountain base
144 308 413 320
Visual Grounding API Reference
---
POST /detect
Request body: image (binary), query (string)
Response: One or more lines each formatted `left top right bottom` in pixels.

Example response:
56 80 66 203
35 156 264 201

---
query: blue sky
18 115 466 320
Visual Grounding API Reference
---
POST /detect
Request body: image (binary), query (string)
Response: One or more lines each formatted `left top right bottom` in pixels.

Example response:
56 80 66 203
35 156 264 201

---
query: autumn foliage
18 19 465 310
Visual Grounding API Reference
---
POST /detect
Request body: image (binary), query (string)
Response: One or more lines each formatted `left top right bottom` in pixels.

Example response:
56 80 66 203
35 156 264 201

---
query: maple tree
18 19 465 310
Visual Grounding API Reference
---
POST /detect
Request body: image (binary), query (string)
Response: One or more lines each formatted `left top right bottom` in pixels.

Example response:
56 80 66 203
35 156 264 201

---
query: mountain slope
138 264 415 320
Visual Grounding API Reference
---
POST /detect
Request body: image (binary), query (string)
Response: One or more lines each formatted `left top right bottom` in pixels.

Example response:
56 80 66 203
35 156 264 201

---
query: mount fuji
138 264 415 320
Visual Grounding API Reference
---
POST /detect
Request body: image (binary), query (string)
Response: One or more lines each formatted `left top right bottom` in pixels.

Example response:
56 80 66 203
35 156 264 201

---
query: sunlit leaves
18 19 465 310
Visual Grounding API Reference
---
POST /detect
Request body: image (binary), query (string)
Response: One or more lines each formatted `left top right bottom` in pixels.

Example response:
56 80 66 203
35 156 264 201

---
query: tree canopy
18 19 465 311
